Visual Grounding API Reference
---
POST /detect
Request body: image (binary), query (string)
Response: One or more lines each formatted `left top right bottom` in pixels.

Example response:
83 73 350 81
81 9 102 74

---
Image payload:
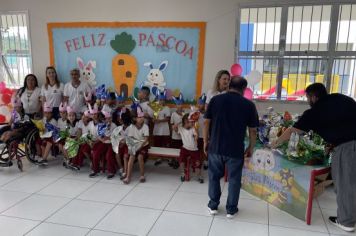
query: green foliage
110 32 136 54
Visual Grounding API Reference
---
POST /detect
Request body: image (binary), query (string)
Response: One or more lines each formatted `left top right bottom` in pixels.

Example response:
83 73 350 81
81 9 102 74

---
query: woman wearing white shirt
41 67 64 120
18 74 42 118
205 70 231 109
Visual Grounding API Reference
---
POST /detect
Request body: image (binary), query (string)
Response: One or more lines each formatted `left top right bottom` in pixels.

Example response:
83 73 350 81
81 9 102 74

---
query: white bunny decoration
143 60 168 92
77 57 97 88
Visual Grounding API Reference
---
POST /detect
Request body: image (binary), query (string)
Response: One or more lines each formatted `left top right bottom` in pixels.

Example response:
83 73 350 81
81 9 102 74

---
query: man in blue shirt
204 76 258 218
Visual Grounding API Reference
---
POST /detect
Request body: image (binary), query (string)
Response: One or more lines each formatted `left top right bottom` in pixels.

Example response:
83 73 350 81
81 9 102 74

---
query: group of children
0 85 207 184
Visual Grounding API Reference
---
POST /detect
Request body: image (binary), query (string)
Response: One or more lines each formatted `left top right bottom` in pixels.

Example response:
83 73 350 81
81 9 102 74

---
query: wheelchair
0 122 39 171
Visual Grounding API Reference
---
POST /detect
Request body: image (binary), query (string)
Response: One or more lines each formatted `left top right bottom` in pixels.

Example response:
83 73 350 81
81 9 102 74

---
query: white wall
1 0 313 114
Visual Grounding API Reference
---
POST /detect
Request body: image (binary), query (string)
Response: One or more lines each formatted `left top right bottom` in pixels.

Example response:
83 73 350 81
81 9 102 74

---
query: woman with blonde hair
205 70 230 109
41 66 64 119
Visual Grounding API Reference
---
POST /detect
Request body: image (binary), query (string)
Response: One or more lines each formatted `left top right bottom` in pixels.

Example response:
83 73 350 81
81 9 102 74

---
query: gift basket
258 107 329 166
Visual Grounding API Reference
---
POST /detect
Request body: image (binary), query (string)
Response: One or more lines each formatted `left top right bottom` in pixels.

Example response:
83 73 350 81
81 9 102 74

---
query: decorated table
239 108 331 224
241 145 330 225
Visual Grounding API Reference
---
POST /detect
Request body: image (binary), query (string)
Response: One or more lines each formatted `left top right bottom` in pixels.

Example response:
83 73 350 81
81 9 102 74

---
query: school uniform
41 83 64 119
127 123 149 157
20 87 41 117
170 111 183 148
70 120 92 167
57 118 67 131
39 118 58 146
139 101 153 125
111 125 129 158
102 104 117 114
177 126 201 171
63 81 91 117
91 122 117 174
153 106 171 147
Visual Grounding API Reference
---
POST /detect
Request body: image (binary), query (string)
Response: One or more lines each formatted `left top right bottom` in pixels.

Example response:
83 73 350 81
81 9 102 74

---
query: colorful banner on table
242 148 313 221
47 22 206 102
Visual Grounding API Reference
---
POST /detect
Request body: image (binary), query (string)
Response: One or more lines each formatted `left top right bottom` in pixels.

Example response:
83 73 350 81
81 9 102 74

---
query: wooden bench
148 147 192 181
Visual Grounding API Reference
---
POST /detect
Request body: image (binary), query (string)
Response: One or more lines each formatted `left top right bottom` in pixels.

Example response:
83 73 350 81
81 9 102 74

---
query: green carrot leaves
110 32 136 54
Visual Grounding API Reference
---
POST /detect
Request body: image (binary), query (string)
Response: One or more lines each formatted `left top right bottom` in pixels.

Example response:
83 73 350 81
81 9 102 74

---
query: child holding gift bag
36 102 58 166
58 105 78 169
111 108 132 180
122 106 149 184
89 110 117 179
70 110 92 170
153 90 171 147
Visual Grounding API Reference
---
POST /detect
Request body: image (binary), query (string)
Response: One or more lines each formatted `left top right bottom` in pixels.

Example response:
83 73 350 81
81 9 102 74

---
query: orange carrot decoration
110 32 138 97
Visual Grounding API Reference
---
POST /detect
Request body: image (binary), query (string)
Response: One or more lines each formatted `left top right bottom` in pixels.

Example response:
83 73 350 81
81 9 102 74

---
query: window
0 11 32 88
237 3 356 100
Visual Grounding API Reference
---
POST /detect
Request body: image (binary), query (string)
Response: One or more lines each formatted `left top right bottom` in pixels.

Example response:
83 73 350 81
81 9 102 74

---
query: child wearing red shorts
173 113 203 183
70 110 92 170
122 106 149 184
36 102 58 166
89 110 117 179
111 108 132 180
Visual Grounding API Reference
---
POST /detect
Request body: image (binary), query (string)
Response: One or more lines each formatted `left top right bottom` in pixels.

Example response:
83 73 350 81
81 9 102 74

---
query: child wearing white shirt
197 94 208 170
138 86 153 125
70 110 92 170
36 102 58 166
173 113 203 183
153 92 171 147
58 105 79 169
122 107 149 184
170 94 184 149
90 110 118 179
57 102 68 132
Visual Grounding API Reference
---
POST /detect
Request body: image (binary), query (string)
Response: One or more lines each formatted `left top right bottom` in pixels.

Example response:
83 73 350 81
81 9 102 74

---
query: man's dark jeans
208 153 244 214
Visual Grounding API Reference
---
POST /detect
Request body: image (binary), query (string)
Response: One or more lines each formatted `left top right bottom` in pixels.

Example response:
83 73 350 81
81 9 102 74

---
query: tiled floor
0 158 353 236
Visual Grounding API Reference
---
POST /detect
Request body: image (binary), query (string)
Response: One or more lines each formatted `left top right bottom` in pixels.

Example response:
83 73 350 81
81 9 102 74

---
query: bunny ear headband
116 91 126 102
59 102 67 112
197 93 207 105
130 95 140 110
156 89 167 101
172 93 184 105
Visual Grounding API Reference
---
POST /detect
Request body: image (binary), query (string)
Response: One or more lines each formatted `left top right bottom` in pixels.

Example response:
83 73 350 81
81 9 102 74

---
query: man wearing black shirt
204 76 258 218
273 83 356 232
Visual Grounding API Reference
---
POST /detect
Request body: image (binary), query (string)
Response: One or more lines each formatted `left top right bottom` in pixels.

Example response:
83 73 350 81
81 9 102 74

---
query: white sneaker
329 217 355 232
207 207 218 215
226 213 236 219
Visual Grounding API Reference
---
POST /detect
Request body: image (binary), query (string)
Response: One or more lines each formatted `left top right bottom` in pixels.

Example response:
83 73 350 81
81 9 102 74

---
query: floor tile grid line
206 215 216 236
316 199 333 236
145 180 184 236
86 175 145 235
0 171 27 187
87 228 137 236
0 168 69 215
22 169 103 235
0 166 54 188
